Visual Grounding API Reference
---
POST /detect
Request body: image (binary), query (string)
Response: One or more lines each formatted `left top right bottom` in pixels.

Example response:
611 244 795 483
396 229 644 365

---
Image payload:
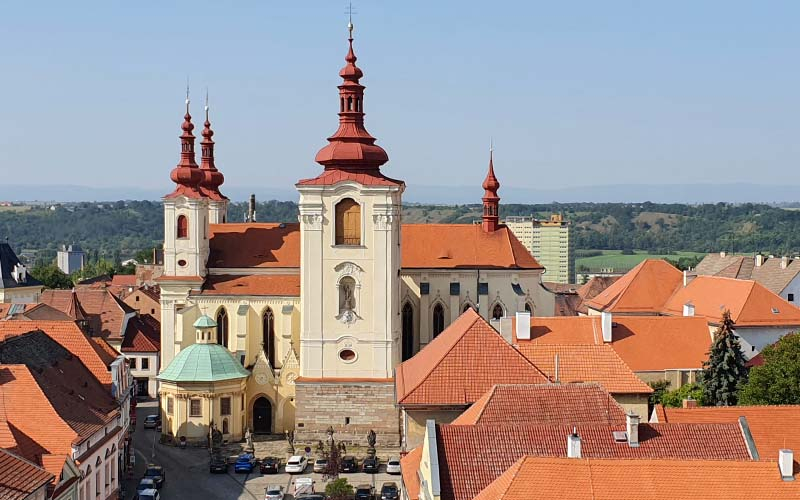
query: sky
0 1 798 197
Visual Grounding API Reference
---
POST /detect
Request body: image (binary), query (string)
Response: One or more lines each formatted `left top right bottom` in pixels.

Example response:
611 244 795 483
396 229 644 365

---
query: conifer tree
702 310 748 406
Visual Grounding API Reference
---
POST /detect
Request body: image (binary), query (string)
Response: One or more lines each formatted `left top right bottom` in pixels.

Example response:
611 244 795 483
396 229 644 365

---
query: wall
125 352 159 397
732 325 797 360
75 420 122 500
612 393 649 419
781 274 800 304
635 369 700 389
123 289 160 318
403 408 465 450
159 378 248 443
0 285 42 304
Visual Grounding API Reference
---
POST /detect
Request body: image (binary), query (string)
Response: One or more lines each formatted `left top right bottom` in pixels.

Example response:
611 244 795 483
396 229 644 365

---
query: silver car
313 458 328 473
265 485 284 500
386 457 401 475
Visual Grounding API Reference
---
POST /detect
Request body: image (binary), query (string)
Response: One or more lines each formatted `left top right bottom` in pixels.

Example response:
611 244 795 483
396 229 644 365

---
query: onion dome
166 97 204 199
199 102 227 200
482 146 501 233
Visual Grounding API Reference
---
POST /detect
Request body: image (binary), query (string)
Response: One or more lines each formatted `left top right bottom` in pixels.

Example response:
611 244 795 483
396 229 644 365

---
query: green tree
29 264 73 289
702 310 748 406
660 382 705 408
325 478 353 500
648 380 670 408
739 333 800 405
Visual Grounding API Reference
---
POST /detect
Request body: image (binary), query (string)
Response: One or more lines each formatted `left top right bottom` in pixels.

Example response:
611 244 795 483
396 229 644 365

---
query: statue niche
337 276 359 325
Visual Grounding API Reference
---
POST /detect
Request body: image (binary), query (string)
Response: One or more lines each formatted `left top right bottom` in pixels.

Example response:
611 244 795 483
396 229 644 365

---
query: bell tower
294 21 403 446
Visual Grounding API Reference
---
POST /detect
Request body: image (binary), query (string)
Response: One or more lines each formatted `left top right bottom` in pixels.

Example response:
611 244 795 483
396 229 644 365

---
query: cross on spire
346 2 356 38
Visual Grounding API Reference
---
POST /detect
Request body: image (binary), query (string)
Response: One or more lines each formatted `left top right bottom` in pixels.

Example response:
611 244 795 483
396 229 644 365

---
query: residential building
585 259 800 359
0 243 43 304
154 24 556 447
696 251 800 303
40 289 137 349
0 448 54 500
56 244 85 275
120 314 160 397
505 214 575 284
123 285 160 319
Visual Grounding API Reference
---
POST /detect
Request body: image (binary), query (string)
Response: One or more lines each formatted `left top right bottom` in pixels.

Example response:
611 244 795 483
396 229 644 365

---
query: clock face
255 373 269 385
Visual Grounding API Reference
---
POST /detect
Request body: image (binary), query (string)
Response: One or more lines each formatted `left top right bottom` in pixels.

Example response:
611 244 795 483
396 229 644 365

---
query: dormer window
11 263 26 283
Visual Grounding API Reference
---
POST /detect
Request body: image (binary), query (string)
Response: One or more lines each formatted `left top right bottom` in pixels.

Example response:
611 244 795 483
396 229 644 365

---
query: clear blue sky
1 1 798 195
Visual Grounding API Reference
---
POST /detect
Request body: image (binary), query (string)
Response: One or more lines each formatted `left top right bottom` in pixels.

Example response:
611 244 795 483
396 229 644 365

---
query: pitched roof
520 316 711 371
585 259 683 313
0 448 54 500
436 422 751 500
40 289 135 340
0 243 42 290
659 405 800 465
450 383 626 426
16 303 73 321
576 276 620 314
695 253 749 277
0 320 113 386
697 253 800 295
473 457 800 500
208 223 301 268
192 274 301 297
296 168 404 186
395 309 547 406
120 314 161 353
662 276 800 327
516 343 652 394
401 225 542 270
110 274 136 287
401 447 423 500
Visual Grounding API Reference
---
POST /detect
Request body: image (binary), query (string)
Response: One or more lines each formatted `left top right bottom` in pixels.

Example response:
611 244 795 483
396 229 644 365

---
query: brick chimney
682 397 698 409
601 311 612 343
567 428 581 458
626 411 640 447
779 449 794 481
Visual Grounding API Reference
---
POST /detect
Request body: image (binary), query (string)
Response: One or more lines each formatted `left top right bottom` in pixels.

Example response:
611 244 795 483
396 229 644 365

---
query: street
126 401 400 499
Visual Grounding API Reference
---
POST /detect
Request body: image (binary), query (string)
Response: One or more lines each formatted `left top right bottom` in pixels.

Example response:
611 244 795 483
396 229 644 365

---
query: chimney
683 270 688 287
683 302 695 317
782 256 790 269
567 428 581 458
682 397 698 409
601 311 612 343
779 449 794 481
246 194 257 223
755 254 764 267
626 411 640 447
515 311 531 340
720 251 727 258
497 317 513 344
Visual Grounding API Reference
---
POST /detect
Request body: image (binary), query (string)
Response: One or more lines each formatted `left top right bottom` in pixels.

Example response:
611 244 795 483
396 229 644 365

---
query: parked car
143 465 165 488
381 482 400 500
234 453 256 473
362 456 380 473
135 478 155 498
260 456 280 474
143 415 161 429
340 455 358 473
137 489 160 500
312 458 328 473
354 484 375 500
209 455 228 473
295 496 325 500
264 485 284 500
386 457 401 475
285 455 308 474
293 476 315 496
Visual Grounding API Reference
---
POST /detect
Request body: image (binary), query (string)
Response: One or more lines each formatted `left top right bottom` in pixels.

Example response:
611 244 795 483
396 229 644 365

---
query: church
156 23 555 447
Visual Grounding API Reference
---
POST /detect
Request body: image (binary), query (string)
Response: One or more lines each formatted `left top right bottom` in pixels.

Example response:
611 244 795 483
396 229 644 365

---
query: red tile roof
663 276 800 327
0 320 113 386
40 289 135 341
0 448 54 500
585 259 683 313
516 343 652 394
401 224 542 270
120 314 161 353
401 447 422 500
193 274 301 297
208 223 301 268
296 168 404 186
436 422 751 500
520 316 711 371
396 309 547 406
659 405 800 465
451 383 626 426
473 457 800 500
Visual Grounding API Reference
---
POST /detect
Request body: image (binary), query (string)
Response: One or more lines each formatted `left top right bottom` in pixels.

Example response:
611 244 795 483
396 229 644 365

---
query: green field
576 250 705 271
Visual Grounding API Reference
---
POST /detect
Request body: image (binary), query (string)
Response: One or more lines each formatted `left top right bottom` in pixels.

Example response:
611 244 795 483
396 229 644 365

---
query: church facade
157 26 555 446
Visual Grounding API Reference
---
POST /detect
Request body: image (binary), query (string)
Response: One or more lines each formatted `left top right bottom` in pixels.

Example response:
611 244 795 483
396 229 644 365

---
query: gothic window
335 198 361 245
216 308 229 348
492 303 504 320
402 302 414 361
525 302 533 314
177 215 188 239
262 308 275 368
432 303 445 338
339 276 357 315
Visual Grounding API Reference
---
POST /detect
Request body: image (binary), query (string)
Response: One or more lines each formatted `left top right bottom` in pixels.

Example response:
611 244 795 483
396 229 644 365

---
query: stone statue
209 423 223 453
285 429 295 456
342 282 355 311
245 427 254 453
367 429 377 457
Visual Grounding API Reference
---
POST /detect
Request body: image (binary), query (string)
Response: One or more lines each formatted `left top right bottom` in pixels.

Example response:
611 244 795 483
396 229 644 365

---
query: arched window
222 418 229 435
177 215 188 239
216 308 229 348
262 308 275 368
402 302 414 361
492 303 504 320
432 303 445 338
525 302 533 314
335 198 361 245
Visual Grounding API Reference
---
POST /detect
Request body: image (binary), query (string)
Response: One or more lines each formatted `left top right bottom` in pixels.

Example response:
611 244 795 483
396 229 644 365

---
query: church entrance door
253 397 272 434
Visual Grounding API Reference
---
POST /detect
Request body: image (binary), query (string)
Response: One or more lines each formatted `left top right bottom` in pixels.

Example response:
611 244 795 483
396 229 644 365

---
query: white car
285 455 308 474
265 485 284 500
137 489 160 500
386 457 401 475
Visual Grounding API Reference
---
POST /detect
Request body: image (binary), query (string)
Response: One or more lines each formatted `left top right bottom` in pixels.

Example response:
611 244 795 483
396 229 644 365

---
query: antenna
204 87 210 121
345 2 357 37
185 77 191 112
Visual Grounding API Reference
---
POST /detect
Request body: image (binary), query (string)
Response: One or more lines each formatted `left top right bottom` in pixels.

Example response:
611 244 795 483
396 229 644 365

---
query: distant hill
3 182 800 204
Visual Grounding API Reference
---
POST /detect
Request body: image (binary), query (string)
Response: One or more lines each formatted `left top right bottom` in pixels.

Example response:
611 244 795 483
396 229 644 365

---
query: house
120 314 161 397
122 285 160 319
696 252 800 304
585 259 800 359
0 243 43 304
40 289 137 349
0 448 54 500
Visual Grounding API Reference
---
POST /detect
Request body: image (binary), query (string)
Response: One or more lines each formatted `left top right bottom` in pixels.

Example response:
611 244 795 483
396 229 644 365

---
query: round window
177 259 187 267
339 349 356 362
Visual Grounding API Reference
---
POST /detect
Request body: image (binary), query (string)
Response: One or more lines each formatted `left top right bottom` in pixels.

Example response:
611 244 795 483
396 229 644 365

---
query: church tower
294 22 404 445
199 96 229 224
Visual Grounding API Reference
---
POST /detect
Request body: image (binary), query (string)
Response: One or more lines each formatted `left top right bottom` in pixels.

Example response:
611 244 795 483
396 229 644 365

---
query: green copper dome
157 343 249 383
193 315 217 328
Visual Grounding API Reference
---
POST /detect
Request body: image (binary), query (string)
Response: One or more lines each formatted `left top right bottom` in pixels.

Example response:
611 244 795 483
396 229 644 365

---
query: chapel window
217 308 229 348
433 303 445 338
